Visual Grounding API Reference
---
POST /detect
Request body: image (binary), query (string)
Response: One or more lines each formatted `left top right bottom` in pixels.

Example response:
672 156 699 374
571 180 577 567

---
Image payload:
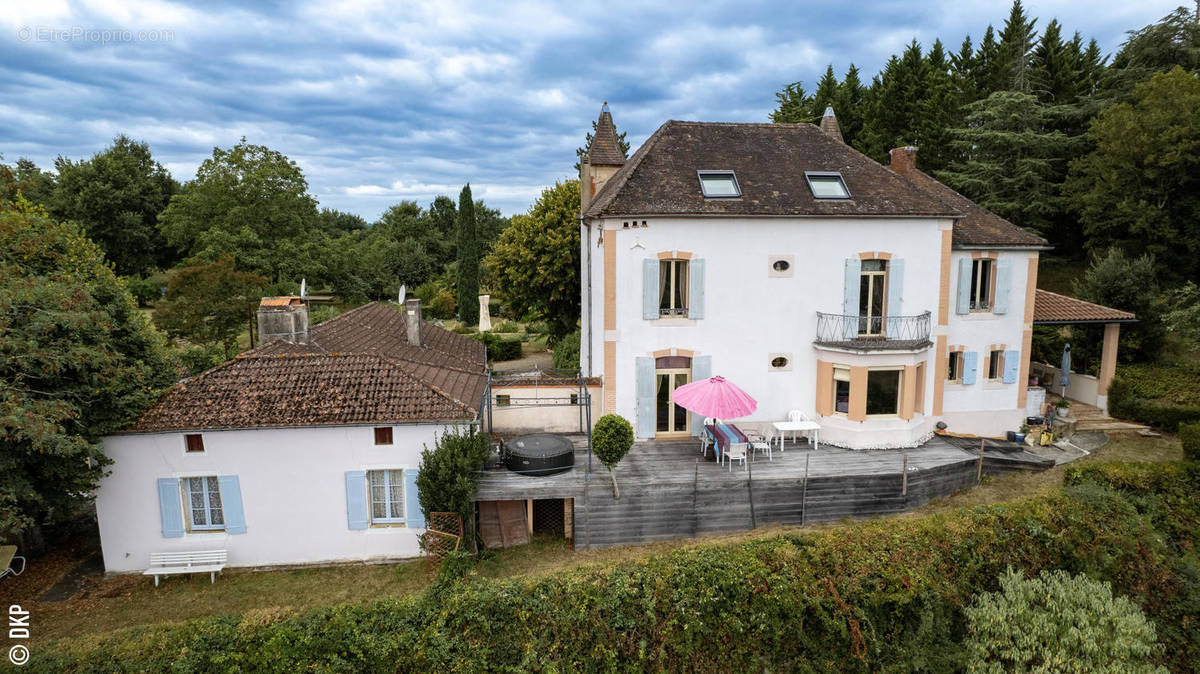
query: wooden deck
475 435 1053 550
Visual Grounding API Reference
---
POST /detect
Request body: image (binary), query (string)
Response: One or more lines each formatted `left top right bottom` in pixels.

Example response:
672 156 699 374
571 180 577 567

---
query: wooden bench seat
143 549 227 586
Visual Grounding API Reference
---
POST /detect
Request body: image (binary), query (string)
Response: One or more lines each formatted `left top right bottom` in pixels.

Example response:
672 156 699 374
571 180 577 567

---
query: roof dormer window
697 170 741 198
805 171 850 199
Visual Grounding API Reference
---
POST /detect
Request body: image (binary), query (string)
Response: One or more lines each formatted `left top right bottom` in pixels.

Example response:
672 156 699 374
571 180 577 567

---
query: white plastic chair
700 417 716 456
787 409 810 423
747 429 772 462
724 443 747 472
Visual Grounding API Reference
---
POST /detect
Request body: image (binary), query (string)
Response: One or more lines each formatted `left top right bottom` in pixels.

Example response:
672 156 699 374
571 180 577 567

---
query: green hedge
471 332 522 361
1108 376 1200 431
1180 423 1200 462
36 462 1200 672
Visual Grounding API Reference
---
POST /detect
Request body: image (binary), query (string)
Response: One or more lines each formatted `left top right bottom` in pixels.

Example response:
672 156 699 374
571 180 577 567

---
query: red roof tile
1033 289 1136 324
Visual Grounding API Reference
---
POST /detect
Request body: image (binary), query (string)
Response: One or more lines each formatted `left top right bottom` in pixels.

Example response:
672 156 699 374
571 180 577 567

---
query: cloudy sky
0 1 1183 219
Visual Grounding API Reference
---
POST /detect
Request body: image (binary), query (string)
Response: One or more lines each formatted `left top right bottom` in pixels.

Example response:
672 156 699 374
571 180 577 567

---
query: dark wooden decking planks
475 434 1049 550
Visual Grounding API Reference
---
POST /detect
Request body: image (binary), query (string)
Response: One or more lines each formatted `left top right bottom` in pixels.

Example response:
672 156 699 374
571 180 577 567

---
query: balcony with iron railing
813 311 933 352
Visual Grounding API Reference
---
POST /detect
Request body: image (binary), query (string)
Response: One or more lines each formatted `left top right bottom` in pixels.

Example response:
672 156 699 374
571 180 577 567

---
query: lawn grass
25 431 1184 647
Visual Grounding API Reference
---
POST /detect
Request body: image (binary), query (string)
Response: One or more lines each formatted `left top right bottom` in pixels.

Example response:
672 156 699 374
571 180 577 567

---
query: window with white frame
368 469 406 525
184 476 224 531
659 259 689 316
970 259 994 311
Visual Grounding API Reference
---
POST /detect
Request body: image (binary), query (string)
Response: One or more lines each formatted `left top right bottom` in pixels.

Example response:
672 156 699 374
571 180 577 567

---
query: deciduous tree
485 181 580 339
153 257 268 358
0 199 175 540
51 135 180 276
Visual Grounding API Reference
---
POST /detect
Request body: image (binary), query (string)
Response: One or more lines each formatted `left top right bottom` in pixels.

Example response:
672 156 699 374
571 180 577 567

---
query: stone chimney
818 106 843 142
889 146 919 176
579 101 626 214
257 297 309 345
405 298 423 347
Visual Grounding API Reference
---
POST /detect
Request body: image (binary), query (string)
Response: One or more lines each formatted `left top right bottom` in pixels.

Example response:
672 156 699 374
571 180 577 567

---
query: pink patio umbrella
671 375 758 421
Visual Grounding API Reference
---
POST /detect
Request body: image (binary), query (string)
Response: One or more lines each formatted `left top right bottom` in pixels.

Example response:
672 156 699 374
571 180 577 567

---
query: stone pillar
479 294 492 332
1097 322 1120 414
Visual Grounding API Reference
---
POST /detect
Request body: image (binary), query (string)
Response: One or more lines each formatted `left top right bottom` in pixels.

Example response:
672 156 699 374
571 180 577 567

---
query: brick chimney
579 102 626 214
889 146 919 176
405 298 422 347
818 106 843 142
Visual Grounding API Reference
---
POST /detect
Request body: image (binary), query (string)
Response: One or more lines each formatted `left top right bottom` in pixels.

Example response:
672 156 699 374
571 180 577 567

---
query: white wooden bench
143 550 227 586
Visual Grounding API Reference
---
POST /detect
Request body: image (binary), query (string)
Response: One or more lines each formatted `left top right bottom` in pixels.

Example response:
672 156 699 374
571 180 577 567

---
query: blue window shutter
404 469 425 529
690 356 712 436
1003 350 1020 384
345 470 368 530
688 259 705 319
218 475 246 535
886 258 904 335
635 356 655 439
962 351 979 385
157 478 184 538
993 259 1012 314
642 259 659 320
843 258 861 338
956 258 972 315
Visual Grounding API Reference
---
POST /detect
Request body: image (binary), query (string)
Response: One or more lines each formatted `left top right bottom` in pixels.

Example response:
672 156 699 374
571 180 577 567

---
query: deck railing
814 311 932 350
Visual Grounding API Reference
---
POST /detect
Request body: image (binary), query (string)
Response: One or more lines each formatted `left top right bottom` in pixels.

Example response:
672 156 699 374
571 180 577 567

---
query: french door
858 259 888 336
655 368 691 436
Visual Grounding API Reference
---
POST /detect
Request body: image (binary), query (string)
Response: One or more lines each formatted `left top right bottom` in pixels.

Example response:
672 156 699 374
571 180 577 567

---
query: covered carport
1031 289 1137 414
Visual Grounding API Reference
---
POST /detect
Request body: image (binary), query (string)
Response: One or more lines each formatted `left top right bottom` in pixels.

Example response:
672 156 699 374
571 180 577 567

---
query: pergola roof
1033 289 1137 325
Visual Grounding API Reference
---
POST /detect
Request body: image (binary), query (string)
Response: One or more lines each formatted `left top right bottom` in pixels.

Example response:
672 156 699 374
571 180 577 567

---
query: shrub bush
965 567 1165 673
178 343 224 375
415 426 489 545
491 320 520 334
552 329 580 371
526 319 550 335
1108 374 1200 431
124 276 163 307
308 304 343 325
471 332 522 361
1180 423 1200 462
35 462 1200 672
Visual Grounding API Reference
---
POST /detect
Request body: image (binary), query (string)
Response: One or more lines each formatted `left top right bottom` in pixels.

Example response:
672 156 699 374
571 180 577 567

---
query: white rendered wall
587 216 1037 444
96 423 457 574
941 250 1034 435
489 384 601 434
594 216 948 441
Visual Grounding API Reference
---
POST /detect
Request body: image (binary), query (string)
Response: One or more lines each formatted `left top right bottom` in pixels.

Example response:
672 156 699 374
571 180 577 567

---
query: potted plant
1055 399 1071 418
1016 423 1029 444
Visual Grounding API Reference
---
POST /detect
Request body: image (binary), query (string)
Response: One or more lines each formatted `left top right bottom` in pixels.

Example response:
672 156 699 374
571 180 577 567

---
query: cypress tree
836 64 866 146
456 183 479 326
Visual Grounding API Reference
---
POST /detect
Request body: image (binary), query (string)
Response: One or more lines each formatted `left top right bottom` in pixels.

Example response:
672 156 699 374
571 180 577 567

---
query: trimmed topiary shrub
965 567 1165 673
592 414 633 498
470 332 522 361
1180 422 1200 462
1108 368 1200 431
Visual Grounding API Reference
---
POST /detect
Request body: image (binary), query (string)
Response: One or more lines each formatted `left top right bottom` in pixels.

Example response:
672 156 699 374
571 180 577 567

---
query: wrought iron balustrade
814 311 932 351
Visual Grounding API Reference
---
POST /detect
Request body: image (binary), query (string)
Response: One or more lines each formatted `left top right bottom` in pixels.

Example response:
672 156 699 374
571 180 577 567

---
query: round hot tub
505 433 575 476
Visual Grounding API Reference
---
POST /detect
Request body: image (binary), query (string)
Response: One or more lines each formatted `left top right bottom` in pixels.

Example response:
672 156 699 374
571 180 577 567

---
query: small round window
771 356 789 368
772 259 790 272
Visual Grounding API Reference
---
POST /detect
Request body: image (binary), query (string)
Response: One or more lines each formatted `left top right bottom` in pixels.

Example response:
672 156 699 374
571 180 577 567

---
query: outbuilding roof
584 121 960 219
1033 289 1137 324
124 302 487 433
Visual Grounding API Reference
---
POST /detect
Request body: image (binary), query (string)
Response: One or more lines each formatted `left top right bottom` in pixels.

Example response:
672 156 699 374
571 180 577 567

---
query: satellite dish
299 278 307 297
398 284 407 305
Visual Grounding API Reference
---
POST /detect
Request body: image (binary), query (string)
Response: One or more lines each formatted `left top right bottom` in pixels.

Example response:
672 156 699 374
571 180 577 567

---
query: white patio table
772 420 820 451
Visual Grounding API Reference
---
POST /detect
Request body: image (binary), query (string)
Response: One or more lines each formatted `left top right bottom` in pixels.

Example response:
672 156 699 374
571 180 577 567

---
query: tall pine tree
455 184 480 326
995 0 1039 93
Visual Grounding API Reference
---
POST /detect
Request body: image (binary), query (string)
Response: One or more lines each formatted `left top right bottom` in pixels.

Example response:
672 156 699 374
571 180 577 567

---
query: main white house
95 300 487 573
578 105 1052 448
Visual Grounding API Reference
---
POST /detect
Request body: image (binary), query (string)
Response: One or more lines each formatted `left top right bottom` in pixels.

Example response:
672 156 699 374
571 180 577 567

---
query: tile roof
1033 289 1137 324
126 302 487 433
893 168 1049 249
584 121 960 219
586 105 626 166
129 354 477 432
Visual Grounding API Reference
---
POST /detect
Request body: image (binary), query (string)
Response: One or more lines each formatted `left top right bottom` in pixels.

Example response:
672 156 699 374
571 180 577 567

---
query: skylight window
697 170 741 198
805 171 851 199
